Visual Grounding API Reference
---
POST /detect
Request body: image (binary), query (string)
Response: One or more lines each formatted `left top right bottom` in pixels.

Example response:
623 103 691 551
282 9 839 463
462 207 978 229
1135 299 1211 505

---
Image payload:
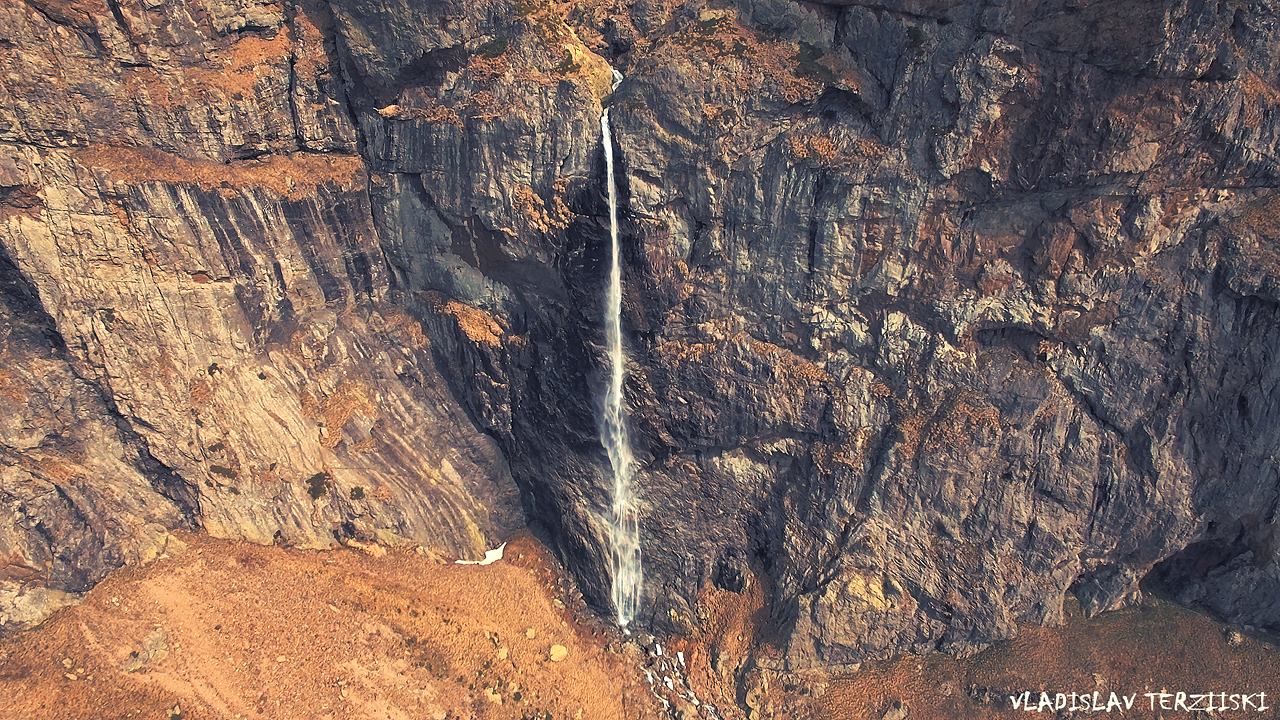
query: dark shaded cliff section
2 0 1279 674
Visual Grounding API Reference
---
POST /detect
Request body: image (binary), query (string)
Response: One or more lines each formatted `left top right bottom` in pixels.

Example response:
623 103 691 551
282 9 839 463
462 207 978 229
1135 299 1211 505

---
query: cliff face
0 0 523 629
590 0 1280 667
2 0 1279 671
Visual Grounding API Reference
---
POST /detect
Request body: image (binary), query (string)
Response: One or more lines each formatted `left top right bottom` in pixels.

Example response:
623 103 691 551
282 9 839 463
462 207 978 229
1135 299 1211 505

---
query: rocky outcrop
0 0 521 631
590 0 1280 666
2 0 1279 681
0 248 186 628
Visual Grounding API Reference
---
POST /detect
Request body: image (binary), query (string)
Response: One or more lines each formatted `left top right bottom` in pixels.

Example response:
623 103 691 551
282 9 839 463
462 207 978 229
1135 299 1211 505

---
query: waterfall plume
598 68 642 628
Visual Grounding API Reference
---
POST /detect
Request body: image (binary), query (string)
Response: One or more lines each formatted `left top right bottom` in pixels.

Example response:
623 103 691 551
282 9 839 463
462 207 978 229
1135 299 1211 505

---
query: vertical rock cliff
2 0 1279 673
0 0 524 628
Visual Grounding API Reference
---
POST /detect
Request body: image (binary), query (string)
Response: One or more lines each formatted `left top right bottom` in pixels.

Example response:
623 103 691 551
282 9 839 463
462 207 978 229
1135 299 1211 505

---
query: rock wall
588 0 1280 668
2 0 1279 675
0 0 522 630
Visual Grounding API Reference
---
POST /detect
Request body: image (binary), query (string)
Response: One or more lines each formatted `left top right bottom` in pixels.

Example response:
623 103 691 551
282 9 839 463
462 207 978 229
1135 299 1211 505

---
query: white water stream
599 68 642 628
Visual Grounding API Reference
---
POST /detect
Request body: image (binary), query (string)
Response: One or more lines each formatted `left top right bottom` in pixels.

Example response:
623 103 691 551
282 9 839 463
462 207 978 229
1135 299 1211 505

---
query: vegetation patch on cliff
73 146 365 199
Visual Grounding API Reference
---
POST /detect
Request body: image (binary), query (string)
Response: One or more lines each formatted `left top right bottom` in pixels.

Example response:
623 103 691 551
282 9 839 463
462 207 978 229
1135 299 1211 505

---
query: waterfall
599 68 642 628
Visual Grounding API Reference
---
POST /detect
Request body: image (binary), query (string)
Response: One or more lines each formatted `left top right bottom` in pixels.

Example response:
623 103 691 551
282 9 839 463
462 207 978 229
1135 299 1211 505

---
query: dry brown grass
931 398 1001 450
378 311 430 350
2 535 1274 720
383 99 465 126
1232 192 1280 240
1239 70 1280 127
0 533 659 720
640 7 863 115
811 427 873 475
895 411 927 465
514 183 573 235
447 302 504 347
299 381 376 449
655 338 717 365
676 569 773 713
33 455 82 484
119 30 292 108
424 293 506 348
0 369 24 404
735 332 831 385
789 130 891 170
394 0 613 123
187 32 293 98
187 377 214 407
73 145 365 199
810 599 1280 719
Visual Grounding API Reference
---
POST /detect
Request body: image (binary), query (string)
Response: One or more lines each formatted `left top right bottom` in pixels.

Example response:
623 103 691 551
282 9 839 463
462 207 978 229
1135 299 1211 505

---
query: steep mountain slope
2 0 1278 671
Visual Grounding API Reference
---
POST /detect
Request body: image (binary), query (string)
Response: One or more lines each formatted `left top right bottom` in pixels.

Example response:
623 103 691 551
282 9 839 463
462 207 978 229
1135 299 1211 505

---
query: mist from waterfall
599 68 642 629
